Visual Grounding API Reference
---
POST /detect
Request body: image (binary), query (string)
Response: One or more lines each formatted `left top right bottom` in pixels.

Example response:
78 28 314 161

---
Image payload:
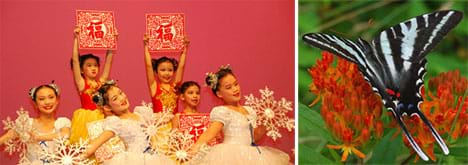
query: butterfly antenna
390 110 429 161
416 111 450 155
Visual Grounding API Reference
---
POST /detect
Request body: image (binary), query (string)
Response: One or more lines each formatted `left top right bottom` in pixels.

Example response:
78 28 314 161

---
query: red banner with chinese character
146 13 185 52
179 113 222 145
76 10 117 50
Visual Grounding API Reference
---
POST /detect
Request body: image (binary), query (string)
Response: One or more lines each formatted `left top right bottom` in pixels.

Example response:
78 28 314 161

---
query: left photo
0 1 295 164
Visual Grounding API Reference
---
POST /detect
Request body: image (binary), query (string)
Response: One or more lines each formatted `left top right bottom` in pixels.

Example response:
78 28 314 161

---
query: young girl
70 27 115 144
0 83 71 164
86 103 126 163
191 66 290 165
143 34 189 114
81 82 175 165
172 81 201 129
172 81 221 144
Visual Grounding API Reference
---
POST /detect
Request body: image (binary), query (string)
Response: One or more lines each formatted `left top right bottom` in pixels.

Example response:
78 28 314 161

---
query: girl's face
181 85 201 108
34 87 59 115
216 74 241 104
104 86 130 115
156 61 175 83
82 58 99 79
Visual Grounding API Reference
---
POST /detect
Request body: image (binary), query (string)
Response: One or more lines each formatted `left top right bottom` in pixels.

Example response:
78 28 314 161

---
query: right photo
298 1 467 164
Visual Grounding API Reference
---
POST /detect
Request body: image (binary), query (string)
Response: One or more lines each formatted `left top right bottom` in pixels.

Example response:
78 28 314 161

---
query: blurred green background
298 0 467 164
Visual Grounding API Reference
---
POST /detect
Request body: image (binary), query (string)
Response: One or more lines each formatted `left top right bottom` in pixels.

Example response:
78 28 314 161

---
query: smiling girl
190 65 290 165
69 27 116 144
81 82 175 165
0 83 71 164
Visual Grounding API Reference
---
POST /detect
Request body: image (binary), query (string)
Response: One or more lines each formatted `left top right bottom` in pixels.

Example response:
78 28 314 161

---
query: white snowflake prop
2 107 33 161
39 137 95 165
244 86 295 141
164 130 194 164
136 101 174 153
139 103 173 137
155 130 211 165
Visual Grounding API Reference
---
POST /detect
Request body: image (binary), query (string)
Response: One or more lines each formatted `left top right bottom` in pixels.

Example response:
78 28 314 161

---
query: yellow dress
150 82 178 152
69 80 105 144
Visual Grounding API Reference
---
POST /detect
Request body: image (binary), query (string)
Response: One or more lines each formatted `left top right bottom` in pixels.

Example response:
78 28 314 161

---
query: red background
0 0 294 163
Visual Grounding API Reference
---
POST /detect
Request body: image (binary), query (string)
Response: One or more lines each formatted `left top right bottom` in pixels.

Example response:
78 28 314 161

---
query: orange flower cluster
308 51 384 161
403 70 468 161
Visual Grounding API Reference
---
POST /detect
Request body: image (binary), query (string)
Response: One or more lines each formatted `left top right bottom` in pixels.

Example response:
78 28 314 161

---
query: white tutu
104 152 175 165
192 106 290 165
195 143 289 165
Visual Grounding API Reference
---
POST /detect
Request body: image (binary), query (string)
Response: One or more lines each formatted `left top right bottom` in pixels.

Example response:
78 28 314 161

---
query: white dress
102 108 175 165
193 106 290 165
26 117 71 165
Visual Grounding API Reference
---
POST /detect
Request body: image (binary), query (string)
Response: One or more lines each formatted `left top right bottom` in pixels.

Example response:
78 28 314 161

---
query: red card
179 113 221 145
146 13 185 52
76 10 117 50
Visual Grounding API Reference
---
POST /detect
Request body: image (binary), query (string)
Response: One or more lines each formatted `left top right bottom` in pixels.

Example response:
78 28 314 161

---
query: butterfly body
303 10 463 161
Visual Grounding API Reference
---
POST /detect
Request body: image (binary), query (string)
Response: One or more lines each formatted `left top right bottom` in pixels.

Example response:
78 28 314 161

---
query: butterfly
302 10 463 161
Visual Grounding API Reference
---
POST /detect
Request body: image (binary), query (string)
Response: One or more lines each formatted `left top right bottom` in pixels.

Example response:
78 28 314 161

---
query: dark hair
205 67 235 94
92 83 116 106
179 81 201 94
70 54 101 70
151 56 178 72
29 84 60 101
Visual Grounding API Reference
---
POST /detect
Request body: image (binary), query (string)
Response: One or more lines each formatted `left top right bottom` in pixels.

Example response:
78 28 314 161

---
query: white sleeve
102 116 121 136
210 106 230 125
54 117 71 130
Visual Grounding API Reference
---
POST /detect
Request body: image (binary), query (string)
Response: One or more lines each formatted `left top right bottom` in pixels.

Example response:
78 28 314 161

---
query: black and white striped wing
302 33 390 100
370 10 461 158
371 10 463 91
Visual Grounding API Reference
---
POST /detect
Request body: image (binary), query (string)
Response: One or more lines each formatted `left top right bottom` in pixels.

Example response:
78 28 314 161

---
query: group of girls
0 27 290 165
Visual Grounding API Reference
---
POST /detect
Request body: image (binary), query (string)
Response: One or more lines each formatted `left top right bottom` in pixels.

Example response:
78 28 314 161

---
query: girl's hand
79 152 88 161
73 26 80 38
28 131 38 143
114 28 119 41
143 34 149 46
188 143 200 155
183 35 190 48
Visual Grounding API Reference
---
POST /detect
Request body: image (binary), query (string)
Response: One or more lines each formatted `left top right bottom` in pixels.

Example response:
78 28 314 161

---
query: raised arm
143 34 157 96
72 27 85 92
99 50 114 83
192 121 223 151
0 130 18 145
81 131 115 159
99 30 117 83
174 36 190 85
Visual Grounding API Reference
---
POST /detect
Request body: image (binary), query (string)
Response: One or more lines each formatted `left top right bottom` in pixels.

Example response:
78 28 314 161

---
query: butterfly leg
415 111 450 155
390 110 429 161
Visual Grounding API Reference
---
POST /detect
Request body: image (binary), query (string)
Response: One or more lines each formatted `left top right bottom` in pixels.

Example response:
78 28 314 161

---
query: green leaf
408 0 430 17
299 144 335 164
448 137 468 161
426 52 468 78
367 129 402 164
299 103 336 144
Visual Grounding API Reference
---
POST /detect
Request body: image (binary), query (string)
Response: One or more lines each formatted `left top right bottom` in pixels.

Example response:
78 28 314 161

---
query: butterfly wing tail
302 33 359 64
416 111 450 155
390 110 429 161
